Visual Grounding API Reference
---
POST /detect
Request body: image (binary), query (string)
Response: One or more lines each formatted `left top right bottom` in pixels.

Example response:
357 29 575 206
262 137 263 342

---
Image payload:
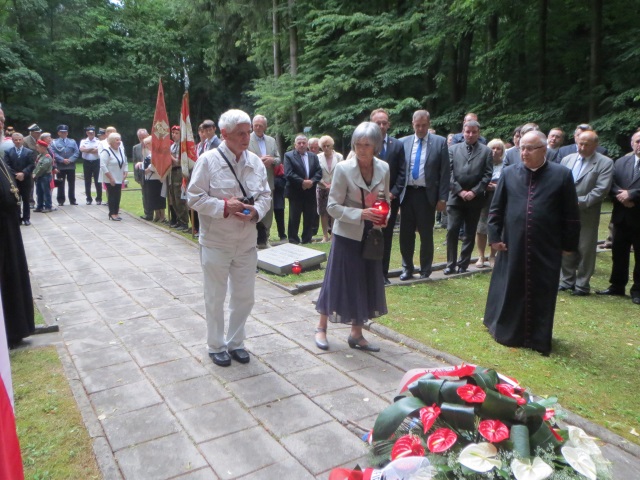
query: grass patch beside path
12 346 100 479
381 252 640 445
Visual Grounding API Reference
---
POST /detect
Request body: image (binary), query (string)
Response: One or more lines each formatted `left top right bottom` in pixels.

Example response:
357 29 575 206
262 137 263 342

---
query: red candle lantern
372 192 390 226
291 261 302 275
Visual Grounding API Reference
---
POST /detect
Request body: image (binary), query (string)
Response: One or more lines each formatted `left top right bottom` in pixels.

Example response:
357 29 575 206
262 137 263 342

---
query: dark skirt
316 234 387 325
144 179 166 210
316 186 329 215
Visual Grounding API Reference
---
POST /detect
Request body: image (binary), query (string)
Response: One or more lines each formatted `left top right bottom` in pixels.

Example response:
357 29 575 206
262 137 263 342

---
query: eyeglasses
520 145 544 152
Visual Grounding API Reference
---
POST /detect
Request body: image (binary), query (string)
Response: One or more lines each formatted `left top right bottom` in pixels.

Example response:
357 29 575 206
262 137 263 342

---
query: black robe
0 158 34 346
483 161 580 354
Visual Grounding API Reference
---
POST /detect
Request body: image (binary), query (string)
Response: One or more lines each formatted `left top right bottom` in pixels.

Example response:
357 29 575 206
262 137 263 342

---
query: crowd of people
1 104 639 359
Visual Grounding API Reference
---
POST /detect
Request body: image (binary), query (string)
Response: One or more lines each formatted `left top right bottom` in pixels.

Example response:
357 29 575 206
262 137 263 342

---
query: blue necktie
412 138 422 180
380 140 387 159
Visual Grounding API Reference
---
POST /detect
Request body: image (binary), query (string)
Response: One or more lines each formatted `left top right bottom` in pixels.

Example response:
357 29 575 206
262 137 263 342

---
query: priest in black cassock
0 155 35 348
483 131 580 356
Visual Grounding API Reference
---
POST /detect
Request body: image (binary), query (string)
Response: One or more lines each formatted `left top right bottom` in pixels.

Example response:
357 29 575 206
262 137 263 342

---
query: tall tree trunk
588 0 602 119
486 13 499 105
538 0 548 97
288 0 300 132
272 0 281 78
457 31 473 101
448 41 459 104
272 0 284 157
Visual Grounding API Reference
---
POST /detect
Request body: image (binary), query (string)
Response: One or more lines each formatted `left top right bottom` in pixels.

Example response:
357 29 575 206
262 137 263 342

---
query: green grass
12 347 100 479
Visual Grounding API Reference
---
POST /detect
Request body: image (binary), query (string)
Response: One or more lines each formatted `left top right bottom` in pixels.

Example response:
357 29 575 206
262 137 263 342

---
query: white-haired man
187 109 271 367
248 114 280 248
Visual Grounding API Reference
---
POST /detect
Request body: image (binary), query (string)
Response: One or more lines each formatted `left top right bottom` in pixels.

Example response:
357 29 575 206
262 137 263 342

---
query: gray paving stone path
18 201 640 479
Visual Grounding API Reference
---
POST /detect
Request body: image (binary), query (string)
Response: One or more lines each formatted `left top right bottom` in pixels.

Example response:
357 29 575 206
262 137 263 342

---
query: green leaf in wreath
372 396 426 441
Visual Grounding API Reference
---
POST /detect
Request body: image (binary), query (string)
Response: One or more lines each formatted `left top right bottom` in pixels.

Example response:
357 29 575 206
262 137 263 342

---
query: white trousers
200 244 257 353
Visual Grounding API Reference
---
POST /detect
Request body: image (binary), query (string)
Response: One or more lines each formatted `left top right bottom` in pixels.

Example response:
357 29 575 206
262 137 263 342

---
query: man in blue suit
398 110 450 280
51 124 79 206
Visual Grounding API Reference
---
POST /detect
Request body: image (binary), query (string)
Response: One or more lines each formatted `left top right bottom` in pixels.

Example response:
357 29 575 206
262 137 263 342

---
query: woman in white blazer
317 135 344 242
99 133 128 221
314 122 390 352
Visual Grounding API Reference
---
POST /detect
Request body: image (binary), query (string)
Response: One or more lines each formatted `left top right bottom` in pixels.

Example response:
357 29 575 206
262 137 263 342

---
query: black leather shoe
23 220 31 226
419 272 430 279
140 215 153 221
209 351 231 367
632 295 640 305
229 348 250 364
443 268 454 275
70 201 78 205
571 290 589 297
399 271 414 281
383 277 391 285
558 285 573 292
457 267 467 274
596 287 625 296
96 200 102 205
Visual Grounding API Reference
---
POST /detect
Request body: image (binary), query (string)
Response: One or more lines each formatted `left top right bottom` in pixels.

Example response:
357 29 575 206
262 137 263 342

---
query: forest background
1 0 639 156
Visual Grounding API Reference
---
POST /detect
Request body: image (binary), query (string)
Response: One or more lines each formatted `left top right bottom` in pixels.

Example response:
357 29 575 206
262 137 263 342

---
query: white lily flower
458 443 501 473
567 426 601 455
562 446 597 480
511 457 553 480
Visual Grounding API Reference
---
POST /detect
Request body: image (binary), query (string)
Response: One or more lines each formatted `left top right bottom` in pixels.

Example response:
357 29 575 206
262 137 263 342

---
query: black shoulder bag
360 188 384 261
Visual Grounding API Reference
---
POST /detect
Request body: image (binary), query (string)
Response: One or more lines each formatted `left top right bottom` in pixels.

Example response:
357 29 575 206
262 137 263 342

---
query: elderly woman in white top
99 133 128 221
475 138 505 267
314 122 390 352
317 135 344 242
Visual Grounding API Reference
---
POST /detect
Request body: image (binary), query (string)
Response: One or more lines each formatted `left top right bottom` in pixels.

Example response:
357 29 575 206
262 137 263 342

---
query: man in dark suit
5 133 35 225
284 134 322 244
444 121 493 274
558 123 608 160
597 130 640 305
370 109 406 284
547 127 565 163
398 110 450 280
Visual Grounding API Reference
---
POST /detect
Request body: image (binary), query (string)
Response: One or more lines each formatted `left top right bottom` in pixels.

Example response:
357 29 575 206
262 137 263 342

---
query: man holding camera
187 109 271 367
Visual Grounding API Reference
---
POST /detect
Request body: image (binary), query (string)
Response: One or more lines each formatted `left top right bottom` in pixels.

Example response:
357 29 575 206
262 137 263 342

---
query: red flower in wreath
457 384 486 403
543 408 556 421
495 383 526 405
478 419 510 443
427 428 457 453
391 434 425 460
419 404 441 433
432 364 476 379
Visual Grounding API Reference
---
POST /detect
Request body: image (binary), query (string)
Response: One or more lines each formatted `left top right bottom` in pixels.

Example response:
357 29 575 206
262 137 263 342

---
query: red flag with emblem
0 302 25 480
151 78 172 178
179 91 197 188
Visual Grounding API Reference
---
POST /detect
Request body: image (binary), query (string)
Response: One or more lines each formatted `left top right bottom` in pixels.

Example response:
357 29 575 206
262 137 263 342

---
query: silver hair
107 132 121 146
308 137 319 145
11 132 23 139
252 114 267 126
218 109 251 132
522 130 547 146
463 120 481 130
137 128 148 136
412 110 430 122
351 121 383 155
295 134 307 143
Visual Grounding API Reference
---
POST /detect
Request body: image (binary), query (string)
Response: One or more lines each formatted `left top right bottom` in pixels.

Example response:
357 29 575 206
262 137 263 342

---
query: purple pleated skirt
316 234 388 325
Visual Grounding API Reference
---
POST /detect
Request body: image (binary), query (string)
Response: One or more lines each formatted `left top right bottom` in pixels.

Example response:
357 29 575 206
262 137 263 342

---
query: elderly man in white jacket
187 109 271 367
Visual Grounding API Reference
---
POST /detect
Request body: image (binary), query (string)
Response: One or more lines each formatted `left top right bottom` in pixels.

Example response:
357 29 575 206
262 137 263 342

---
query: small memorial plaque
257 243 327 275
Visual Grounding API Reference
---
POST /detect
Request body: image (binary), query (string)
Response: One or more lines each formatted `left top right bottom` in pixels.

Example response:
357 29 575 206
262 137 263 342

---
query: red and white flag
151 78 173 179
0 300 25 479
179 91 197 186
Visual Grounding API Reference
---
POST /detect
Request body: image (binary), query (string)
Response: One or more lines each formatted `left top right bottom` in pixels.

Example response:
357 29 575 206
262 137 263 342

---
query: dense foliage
1 0 639 155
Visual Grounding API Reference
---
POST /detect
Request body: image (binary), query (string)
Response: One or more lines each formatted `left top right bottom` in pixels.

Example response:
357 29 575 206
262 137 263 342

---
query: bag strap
360 187 365 209
217 147 249 199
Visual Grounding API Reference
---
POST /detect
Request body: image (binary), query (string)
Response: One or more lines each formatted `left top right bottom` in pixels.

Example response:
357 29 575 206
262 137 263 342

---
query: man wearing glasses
483 131 580 356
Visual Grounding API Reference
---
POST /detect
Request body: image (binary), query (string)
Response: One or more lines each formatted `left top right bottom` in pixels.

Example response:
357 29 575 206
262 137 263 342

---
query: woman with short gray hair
314 122 390 352
99 133 128 221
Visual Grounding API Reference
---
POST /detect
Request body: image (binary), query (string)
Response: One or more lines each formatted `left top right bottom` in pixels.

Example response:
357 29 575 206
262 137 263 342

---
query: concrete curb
366 320 640 461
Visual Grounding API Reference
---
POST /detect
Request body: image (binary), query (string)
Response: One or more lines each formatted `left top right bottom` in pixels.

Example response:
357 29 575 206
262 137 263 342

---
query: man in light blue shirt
79 126 102 205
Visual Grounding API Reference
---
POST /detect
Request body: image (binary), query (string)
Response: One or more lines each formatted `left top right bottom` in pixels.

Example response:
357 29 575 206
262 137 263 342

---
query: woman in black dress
314 122 390 351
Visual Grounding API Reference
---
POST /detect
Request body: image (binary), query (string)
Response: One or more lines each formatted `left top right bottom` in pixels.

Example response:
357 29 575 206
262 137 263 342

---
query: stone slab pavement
17 202 640 479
